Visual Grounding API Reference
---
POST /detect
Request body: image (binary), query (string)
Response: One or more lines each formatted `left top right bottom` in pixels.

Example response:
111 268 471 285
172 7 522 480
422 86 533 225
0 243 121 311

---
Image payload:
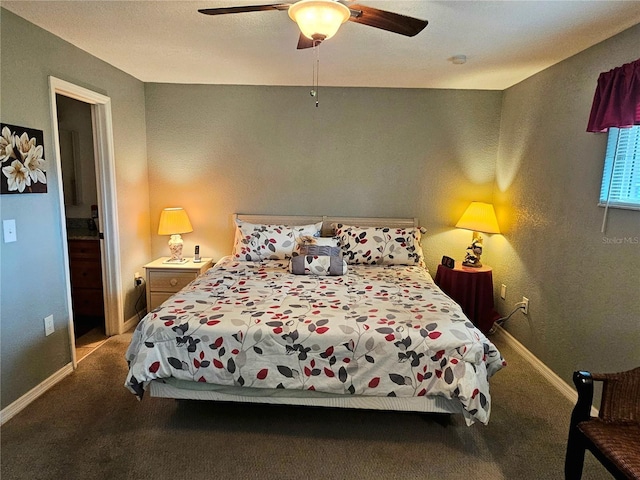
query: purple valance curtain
587 58 640 133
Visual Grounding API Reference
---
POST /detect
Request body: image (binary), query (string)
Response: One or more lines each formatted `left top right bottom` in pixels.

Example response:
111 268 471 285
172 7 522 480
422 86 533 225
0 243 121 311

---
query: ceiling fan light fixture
288 0 351 41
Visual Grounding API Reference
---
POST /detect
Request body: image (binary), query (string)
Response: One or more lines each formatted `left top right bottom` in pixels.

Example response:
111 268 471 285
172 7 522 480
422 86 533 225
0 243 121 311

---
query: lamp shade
158 208 193 235
288 0 350 40
455 202 500 234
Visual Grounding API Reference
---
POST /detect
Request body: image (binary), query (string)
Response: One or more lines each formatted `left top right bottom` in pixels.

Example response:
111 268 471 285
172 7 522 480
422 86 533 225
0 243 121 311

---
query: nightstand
144 257 213 311
434 260 500 334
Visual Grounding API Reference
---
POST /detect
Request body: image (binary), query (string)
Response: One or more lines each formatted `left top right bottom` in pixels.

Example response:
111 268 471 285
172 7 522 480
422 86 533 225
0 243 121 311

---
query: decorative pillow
232 220 322 261
289 245 348 276
295 244 342 257
293 236 342 255
332 224 427 266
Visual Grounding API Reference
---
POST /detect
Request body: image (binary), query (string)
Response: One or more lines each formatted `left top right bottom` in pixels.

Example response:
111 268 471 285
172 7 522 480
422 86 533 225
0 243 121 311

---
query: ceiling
3 0 640 90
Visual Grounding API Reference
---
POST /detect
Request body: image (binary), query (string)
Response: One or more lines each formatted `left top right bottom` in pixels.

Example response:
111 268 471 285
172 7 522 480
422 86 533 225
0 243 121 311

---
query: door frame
48 76 123 367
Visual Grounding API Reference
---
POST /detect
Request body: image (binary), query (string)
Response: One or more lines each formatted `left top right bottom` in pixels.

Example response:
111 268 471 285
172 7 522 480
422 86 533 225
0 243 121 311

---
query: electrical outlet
521 297 529 315
500 284 507 300
44 315 54 336
134 272 144 287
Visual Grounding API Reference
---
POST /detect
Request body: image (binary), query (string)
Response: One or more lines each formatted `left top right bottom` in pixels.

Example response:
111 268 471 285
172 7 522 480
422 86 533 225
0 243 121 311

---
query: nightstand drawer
148 270 196 292
149 291 176 309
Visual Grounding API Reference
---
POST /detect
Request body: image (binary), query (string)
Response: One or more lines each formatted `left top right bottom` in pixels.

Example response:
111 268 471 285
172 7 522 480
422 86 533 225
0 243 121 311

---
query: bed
125 215 505 425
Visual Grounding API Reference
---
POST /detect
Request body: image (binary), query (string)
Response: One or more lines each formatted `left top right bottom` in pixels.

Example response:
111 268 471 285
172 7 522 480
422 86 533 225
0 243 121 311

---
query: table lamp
158 207 193 264
455 201 500 267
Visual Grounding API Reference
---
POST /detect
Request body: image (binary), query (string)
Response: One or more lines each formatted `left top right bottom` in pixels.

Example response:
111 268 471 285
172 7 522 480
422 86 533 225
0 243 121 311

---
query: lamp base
462 260 483 268
166 234 185 263
462 232 484 268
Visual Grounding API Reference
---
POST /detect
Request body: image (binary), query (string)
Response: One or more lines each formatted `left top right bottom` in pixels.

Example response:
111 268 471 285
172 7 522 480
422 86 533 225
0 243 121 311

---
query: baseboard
493 326 599 417
121 311 144 335
0 363 74 426
2 313 141 426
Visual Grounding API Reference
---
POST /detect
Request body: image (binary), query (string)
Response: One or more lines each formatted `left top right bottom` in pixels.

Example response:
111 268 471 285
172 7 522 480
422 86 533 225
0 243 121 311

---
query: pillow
232 220 322 261
295 244 342 257
294 235 340 255
289 245 347 276
332 224 426 266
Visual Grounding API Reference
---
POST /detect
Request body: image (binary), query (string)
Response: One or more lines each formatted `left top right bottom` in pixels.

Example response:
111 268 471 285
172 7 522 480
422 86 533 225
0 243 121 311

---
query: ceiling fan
198 0 428 49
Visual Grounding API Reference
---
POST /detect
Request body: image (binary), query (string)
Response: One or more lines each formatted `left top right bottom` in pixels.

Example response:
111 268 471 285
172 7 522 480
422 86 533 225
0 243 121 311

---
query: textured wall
0 9 151 409
144 84 503 273
493 24 640 382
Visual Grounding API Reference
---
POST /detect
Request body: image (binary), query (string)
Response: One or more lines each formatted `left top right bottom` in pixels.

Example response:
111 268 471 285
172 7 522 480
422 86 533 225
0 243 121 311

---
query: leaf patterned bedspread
125 256 505 425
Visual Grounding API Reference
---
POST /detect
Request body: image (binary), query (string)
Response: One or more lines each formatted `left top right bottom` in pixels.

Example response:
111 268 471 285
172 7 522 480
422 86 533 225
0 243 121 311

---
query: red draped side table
434 261 500 334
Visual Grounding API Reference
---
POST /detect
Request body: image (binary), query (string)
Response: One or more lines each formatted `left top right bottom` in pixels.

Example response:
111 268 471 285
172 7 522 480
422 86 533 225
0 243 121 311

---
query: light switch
3 219 17 243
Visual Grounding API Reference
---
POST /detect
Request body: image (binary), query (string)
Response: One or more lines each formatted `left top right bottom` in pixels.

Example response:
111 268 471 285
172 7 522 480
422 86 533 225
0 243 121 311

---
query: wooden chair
565 367 640 479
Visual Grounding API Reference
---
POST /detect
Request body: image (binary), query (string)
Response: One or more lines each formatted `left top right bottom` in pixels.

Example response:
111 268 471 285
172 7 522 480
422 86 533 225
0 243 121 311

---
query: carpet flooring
1 330 612 480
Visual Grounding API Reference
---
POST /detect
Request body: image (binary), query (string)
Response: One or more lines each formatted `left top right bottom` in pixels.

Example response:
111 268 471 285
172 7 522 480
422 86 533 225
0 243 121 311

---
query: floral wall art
1 123 47 194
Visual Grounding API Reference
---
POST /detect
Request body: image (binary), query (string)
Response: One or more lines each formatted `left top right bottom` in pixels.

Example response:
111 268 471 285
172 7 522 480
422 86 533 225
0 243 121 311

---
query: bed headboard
234 214 419 237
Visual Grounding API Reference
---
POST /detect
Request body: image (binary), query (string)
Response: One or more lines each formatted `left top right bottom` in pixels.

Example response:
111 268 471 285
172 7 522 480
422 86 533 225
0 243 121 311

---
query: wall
144 84 503 272
0 9 151 409
493 23 640 383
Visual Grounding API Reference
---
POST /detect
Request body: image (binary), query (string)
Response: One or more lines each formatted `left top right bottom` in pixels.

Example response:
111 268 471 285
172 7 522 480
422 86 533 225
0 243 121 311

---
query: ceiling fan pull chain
309 39 321 107
315 45 320 107
310 51 316 101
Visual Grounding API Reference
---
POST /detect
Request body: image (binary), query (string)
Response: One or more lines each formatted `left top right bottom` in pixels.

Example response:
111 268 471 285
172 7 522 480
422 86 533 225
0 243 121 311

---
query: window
599 125 640 210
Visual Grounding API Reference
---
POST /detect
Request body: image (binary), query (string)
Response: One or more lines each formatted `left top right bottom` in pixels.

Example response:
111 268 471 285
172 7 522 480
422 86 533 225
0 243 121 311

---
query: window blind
599 125 640 210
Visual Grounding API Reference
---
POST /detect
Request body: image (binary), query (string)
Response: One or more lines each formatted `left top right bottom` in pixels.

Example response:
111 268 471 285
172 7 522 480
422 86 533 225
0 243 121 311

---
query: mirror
59 128 82 206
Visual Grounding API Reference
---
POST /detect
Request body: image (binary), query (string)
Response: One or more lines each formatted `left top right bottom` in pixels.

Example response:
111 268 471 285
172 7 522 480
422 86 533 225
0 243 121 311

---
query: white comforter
126 257 505 424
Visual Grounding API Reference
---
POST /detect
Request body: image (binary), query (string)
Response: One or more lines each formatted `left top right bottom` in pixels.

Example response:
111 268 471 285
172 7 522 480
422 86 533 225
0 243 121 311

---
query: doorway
56 95 107 360
49 77 123 368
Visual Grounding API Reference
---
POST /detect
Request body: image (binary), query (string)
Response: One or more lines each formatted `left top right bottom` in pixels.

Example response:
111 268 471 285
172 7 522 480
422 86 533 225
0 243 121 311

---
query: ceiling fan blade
347 4 428 37
296 33 315 50
198 4 290 16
